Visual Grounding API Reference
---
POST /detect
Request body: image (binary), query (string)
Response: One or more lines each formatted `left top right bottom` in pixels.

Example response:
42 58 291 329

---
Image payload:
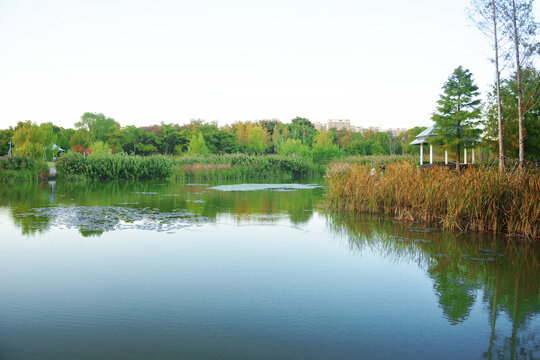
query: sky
0 0 538 130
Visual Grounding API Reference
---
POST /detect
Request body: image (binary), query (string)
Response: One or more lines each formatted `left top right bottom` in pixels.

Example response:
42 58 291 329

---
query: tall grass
56 153 174 180
56 153 317 181
173 154 316 180
326 162 540 239
338 154 415 166
0 156 48 183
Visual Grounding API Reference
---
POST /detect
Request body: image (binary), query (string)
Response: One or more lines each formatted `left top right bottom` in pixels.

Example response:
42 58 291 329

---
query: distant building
386 128 407 136
327 119 350 131
314 120 407 136
313 122 326 131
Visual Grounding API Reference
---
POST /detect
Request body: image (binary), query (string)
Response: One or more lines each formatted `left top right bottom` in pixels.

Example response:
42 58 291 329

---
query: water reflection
327 213 540 360
0 180 323 236
1 181 540 358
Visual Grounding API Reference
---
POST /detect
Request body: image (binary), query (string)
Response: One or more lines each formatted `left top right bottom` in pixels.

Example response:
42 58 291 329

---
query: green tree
312 131 343 163
372 132 391 155
75 112 120 144
469 0 506 171
501 0 538 169
246 126 267 154
288 117 316 146
0 127 14 156
57 128 76 151
484 68 540 162
432 66 482 170
39 123 58 160
88 141 113 158
12 121 49 159
400 127 427 155
277 138 312 159
187 132 210 156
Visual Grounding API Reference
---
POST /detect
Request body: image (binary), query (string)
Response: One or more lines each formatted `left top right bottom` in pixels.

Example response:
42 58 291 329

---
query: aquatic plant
56 153 174 180
173 154 315 179
0 156 48 183
326 162 540 239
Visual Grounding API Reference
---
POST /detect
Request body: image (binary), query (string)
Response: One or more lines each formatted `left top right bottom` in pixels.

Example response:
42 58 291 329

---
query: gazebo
409 125 479 165
409 125 437 165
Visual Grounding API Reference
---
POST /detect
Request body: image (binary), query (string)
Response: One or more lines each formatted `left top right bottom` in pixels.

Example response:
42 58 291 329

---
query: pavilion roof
409 125 437 145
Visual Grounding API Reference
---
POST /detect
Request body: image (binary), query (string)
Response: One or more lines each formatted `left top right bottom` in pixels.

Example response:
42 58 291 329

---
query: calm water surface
0 180 539 359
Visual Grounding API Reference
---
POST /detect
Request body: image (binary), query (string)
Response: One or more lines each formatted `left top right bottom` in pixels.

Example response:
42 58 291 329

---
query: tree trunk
493 0 505 172
511 0 525 170
456 124 461 171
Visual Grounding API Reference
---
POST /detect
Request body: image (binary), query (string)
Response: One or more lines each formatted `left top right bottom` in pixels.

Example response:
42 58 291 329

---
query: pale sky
0 0 538 130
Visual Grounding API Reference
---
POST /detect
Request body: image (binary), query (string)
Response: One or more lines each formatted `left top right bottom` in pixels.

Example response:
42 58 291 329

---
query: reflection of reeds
326 162 540 239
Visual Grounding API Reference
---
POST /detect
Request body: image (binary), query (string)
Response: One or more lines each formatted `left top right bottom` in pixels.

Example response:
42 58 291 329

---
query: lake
1 180 539 359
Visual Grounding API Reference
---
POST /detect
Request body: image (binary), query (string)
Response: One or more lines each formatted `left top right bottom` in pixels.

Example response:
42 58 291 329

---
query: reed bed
326 162 540 239
339 154 415 166
56 153 174 180
173 154 315 179
0 156 48 183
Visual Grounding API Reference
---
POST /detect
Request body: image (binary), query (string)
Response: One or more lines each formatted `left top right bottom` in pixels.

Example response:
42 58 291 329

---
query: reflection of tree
327 213 540 358
0 182 52 235
78 229 105 237
428 262 479 325
1 180 324 236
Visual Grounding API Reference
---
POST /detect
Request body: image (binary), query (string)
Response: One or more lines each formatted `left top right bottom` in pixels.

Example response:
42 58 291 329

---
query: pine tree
187 132 210 156
432 66 482 170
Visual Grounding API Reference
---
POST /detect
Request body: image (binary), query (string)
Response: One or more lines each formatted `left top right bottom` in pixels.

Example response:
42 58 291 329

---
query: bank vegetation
326 162 540 239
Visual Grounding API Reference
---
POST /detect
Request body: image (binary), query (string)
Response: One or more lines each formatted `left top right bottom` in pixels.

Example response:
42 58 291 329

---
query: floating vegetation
210 183 323 192
15 206 213 234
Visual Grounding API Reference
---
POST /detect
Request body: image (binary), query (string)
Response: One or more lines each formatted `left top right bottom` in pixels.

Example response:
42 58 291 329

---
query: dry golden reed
326 162 540 239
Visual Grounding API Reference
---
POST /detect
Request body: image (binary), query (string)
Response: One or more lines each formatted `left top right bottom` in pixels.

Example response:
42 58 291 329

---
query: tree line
0 114 426 162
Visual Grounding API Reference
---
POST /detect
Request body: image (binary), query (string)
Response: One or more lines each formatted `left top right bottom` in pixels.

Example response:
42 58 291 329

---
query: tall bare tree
469 0 507 171
501 0 538 170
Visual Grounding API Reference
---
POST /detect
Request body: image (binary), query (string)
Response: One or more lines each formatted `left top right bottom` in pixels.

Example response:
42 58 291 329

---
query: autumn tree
70 129 91 155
